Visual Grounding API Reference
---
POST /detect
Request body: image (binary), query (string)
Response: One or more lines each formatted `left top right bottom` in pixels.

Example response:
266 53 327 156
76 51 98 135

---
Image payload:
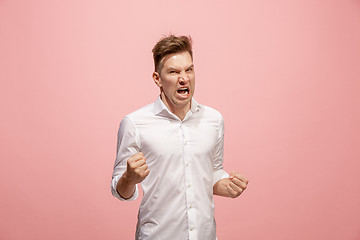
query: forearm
213 178 231 197
116 172 136 199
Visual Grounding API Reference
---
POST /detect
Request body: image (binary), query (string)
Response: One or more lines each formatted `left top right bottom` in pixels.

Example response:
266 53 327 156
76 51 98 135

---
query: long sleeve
111 116 141 201
212 116 229 186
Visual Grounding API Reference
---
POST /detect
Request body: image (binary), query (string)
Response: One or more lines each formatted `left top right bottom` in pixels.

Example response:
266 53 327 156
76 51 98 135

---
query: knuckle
233 191 241 198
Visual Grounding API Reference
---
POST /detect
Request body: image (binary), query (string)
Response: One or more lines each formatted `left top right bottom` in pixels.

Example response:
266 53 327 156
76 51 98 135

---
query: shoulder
118 102 155 133
118 101 158 132
124 102 155 120
198 104 224 122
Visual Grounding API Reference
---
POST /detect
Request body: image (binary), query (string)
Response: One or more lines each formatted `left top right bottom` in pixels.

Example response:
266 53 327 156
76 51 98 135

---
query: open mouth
177 87 189 95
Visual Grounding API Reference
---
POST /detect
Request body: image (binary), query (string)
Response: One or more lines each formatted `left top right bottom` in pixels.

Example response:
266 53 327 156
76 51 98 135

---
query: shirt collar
154 96 201 118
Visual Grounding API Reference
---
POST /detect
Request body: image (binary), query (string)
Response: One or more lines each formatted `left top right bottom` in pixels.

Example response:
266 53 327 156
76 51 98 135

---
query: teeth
177 88 189 95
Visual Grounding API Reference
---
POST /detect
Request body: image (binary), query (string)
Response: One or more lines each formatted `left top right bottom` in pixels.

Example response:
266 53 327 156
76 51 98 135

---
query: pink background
1 0 360 239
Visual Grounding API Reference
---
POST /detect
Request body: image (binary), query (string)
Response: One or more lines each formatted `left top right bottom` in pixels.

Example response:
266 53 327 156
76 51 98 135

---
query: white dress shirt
111 97 228 240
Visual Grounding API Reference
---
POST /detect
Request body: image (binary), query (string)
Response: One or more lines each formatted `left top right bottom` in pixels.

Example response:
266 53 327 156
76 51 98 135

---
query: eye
169 70 178 74
186 67 193 72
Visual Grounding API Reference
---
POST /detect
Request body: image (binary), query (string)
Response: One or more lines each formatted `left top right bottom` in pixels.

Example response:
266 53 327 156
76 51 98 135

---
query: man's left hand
213 171 249 198
226 171 249 198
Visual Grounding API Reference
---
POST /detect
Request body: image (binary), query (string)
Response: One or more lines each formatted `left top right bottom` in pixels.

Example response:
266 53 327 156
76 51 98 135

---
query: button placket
181 122 197 239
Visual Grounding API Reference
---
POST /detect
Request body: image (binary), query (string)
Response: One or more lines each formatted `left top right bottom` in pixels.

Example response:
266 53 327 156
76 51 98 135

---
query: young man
111 35 248 240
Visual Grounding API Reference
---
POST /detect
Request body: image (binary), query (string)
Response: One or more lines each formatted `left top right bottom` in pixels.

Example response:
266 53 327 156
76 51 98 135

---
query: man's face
153 51 195 112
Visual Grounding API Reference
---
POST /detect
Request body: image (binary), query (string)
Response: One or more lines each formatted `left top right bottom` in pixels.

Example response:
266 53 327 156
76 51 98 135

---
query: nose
179 72 190 84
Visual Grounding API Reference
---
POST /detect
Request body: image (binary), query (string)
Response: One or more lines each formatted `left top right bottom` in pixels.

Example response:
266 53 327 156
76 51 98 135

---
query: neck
160 93 191 121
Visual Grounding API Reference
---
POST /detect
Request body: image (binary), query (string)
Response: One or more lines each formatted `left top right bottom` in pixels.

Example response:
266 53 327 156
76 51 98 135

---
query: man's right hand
117 152 149 199
123 152 150 185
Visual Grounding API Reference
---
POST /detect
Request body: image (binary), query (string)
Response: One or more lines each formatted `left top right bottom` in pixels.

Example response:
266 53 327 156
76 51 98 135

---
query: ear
152 72 162 88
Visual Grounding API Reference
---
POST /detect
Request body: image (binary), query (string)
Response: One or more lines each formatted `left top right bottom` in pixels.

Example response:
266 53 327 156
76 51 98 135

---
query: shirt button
186 163 189 166
189 205 192 209
184 141 187 145
190 227 194 231
187 184 191 188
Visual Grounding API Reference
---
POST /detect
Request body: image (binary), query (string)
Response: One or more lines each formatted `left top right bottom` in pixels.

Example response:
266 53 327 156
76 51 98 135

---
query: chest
136 116 219 161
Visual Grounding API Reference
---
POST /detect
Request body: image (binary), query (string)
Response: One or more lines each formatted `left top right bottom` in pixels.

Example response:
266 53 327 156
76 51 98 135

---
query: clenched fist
117 152 150 199
124 152 150 185
213 171 249 198
226 171 249 198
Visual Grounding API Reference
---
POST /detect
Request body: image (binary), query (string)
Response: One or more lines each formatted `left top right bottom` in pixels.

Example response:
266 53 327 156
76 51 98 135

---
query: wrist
117 172 136 199
122 171 135 186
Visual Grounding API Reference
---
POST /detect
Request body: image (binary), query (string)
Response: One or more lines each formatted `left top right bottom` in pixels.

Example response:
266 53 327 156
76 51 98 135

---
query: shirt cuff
213 169 229 186
111 174 139 201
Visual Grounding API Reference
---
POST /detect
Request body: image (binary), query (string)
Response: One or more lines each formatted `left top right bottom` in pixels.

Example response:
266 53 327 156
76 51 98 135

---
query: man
111 35 249 240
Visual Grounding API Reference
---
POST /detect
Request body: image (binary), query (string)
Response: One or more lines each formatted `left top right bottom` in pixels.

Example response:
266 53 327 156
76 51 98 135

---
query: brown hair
152 35 193 72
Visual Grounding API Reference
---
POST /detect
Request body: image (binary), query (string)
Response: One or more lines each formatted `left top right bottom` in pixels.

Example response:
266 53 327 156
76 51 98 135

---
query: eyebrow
167 67 179 71
167 64 194 71
187 64 194 70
